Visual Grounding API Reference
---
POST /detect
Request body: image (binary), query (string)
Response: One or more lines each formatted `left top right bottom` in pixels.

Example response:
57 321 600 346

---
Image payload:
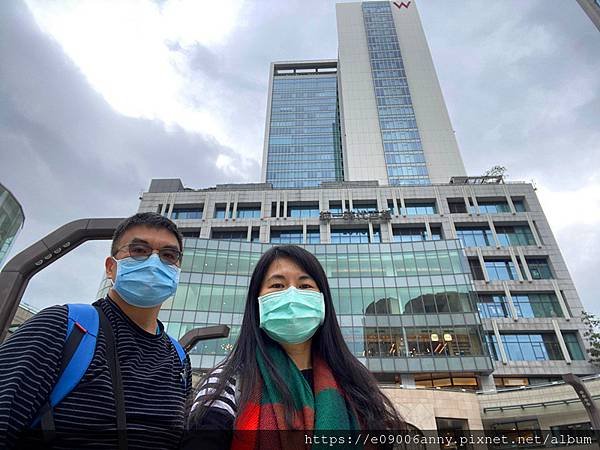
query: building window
415 373 479 390
392 227 427 242
405 327 483 357
477 294 510 318
495 225 535 246
328 201 343 214
270 228 303 244
330 227 379 243
171 206 203 220
469 259 485 280
512 199 526 212
306 227 320 244
525 258 553 279
455 226 494 247
392 226 441 242
288 203 320 218
477 199 511 214
430 226 442 240
235 204 261 219
211 229 247 241
490 419 542 445
494 377 561 388
479 293 566 321
485 260 519 281
512 293 563 318
250 228 260 242
213 204 229 219
486 333 563 361
562 333 585 360
404 200 437 215
448 199 467 213
352 200 379 213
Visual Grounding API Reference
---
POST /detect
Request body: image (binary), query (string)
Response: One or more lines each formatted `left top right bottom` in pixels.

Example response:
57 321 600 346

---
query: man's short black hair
111 212 184 256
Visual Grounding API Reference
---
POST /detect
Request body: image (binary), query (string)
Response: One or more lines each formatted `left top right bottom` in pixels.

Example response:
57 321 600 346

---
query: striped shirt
191 368 239 418
0 297 192 449
182 368 313 449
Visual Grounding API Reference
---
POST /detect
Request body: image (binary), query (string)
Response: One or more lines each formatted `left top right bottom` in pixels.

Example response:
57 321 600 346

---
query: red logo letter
393 1 411 9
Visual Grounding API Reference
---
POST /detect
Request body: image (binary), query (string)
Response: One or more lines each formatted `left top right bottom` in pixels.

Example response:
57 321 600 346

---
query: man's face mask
112 253 180 308
258 286 325 344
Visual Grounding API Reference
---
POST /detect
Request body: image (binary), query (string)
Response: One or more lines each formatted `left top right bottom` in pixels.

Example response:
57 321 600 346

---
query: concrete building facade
138 177 592 384
134 176 597 434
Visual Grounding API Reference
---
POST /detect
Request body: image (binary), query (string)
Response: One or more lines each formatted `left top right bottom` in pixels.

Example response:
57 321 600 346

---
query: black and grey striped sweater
0 296 192 449
182 367 313 450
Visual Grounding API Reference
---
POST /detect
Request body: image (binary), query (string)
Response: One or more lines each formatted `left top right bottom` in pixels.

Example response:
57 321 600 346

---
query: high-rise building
262 60 344 189
0 182 24 267
120 0 598 434
336 1 466 185
262 2 466 188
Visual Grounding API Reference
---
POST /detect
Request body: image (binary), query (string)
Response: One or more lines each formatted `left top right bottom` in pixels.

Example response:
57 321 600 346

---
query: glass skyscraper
263 61 344 188
0 182 24 267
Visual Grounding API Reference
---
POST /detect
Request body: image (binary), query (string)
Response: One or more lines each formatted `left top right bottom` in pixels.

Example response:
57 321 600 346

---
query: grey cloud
419 0 600 186
169 0 340 162
0 0 258 309
418 0 599 313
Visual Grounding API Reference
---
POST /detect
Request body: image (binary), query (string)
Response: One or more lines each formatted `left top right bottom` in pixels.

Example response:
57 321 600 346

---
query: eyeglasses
115 242 182 265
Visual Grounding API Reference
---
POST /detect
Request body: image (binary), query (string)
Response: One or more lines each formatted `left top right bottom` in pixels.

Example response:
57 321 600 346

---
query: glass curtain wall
266 71 344 188
160 238 492 373
362 2 430 185
0 183 25 266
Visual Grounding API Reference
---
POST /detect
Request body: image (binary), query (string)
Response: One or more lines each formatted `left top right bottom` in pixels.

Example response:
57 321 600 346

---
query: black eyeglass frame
114 242 183 266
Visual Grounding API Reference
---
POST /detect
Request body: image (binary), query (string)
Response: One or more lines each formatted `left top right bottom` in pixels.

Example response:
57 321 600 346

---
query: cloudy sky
1 0 598 315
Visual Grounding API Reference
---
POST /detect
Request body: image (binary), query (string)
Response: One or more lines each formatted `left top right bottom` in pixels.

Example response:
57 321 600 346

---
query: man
0 212 192 449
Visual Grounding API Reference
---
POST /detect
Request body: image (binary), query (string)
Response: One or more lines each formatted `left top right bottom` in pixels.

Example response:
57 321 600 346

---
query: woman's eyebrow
264 274 286 283
298 274 314 281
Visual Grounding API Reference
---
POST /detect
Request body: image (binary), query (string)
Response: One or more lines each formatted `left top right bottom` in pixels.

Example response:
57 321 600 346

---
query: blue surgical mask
112 254 180 308
258 286 325 344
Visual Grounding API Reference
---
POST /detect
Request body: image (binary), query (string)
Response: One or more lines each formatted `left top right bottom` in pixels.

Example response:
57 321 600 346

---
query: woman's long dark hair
189 245 405 430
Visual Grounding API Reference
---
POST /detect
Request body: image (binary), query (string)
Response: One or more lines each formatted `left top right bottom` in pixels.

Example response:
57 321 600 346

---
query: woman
184 245 404 449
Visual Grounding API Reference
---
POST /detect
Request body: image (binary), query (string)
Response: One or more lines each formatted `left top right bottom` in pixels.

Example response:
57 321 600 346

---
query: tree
581 311 600 369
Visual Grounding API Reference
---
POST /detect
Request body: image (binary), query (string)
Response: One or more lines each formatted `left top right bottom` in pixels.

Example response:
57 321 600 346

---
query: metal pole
562 373 600 445
179 325 230 352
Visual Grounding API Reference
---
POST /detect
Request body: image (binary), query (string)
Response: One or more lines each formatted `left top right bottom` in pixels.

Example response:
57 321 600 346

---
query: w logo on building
393 1 411 8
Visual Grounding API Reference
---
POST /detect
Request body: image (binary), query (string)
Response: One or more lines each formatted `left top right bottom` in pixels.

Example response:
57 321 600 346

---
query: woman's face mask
258 286 325 344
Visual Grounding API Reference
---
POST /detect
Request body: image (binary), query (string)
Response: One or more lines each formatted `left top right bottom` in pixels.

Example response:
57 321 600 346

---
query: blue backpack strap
31 304 99 428
167 334 187 390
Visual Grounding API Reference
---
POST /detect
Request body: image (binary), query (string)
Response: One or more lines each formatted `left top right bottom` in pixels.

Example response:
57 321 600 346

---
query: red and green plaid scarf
232 339 360 449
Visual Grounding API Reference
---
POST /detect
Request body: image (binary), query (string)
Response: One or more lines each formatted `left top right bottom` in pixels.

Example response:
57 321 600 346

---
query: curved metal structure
0 218 229 346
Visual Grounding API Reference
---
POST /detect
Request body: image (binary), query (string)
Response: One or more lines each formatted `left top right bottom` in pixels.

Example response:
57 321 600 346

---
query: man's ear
105 256 117 282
